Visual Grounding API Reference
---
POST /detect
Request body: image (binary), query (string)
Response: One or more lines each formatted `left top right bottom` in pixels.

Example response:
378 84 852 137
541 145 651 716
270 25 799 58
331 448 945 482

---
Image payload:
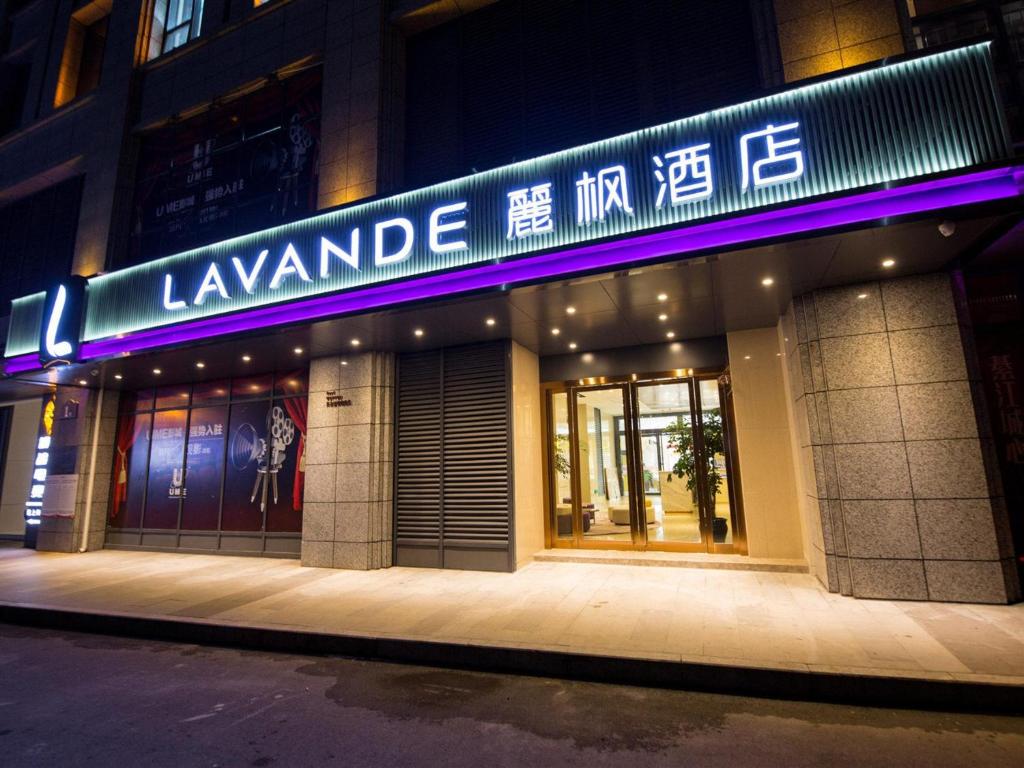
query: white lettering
740 122 804 191
194 263 231 305
319 231 361 277
375 218 415 266
429 202 468 254
163 274 187 311
232 250 268 294
269 243 312 290
43 284 72 359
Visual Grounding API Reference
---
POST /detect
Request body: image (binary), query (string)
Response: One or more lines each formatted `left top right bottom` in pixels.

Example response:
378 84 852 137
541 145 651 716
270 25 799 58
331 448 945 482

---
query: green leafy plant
553 433 571 478
664 410 725 502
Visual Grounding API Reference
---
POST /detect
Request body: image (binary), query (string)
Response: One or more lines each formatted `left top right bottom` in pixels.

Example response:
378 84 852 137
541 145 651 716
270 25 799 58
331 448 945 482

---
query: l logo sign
39 277 85 365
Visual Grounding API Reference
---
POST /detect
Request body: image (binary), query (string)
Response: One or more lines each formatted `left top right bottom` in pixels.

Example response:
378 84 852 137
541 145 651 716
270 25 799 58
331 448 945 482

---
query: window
0 58 30 136
0 176 83 317
108 371 308 551
126 67 321 267
148 0 205 58
54 7 109 108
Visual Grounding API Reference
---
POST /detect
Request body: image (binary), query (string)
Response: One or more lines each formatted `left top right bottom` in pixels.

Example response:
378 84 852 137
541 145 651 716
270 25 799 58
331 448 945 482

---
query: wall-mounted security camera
938 220 956 238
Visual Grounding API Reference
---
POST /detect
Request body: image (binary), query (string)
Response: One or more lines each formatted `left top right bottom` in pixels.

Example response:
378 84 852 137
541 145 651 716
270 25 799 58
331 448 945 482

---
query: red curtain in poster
111 414 139 517
282 396 307 511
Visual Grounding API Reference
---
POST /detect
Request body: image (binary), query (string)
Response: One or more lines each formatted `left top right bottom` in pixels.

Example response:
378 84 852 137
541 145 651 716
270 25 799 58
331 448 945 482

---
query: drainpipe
79 384 104 552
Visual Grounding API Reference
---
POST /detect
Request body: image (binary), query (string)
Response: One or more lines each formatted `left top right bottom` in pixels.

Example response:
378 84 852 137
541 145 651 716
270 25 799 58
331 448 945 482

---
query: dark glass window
0 176 83 319
110 407 151 530
0 58 30 136
232 373 273 401
143 409 188 529
75 14 108 97
404 0 764 187
108 372 308 542
192 379 231 405
180 405 228 530
221 399 270 531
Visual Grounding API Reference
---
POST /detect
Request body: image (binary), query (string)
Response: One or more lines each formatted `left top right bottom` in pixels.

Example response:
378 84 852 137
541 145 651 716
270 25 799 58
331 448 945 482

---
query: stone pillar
36 385 119 553
784 273 1019 603
302 352 394 569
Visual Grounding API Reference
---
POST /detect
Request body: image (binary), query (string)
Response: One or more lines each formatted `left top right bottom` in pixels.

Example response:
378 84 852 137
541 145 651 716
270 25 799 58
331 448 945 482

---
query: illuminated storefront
1 44 1021 602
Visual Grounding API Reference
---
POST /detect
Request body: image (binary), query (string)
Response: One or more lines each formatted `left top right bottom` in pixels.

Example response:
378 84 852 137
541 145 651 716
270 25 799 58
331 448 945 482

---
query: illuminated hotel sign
38 277 86 365
2 44 1013 367
24 393 56 526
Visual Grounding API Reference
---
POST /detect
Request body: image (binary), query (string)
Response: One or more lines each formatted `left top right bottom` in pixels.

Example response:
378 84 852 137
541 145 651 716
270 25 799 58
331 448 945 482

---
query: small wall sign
325 390 352 408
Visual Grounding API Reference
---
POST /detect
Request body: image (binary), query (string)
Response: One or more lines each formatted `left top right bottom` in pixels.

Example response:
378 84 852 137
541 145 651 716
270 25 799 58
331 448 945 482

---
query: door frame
541 368 747 554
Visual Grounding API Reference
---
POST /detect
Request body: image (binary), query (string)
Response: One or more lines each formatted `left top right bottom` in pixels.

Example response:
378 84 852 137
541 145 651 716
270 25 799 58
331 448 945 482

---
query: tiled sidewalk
1 548 1023 686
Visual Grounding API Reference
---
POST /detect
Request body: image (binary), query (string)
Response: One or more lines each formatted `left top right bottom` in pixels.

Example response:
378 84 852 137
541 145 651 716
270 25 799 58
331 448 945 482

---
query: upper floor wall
0 0 1021 306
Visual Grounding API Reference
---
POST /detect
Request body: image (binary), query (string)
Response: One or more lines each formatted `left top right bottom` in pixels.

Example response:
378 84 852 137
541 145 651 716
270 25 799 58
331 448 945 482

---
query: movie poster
179 405 228 530
143 409 187 529
220 397 305 533
129 67 322 265
109 408 151 529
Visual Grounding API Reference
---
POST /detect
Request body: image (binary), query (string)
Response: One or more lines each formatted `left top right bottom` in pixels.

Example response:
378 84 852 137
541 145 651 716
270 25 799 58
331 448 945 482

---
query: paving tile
1 549 1023 685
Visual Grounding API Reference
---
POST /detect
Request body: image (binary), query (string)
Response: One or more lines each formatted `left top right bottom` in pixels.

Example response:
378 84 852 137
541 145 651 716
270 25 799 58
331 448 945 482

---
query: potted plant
553 433 571 478
664 409 729 542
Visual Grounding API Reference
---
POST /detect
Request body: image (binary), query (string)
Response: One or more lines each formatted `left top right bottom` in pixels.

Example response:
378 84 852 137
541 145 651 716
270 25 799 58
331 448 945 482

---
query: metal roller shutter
394 342 513 571
394 350 443 567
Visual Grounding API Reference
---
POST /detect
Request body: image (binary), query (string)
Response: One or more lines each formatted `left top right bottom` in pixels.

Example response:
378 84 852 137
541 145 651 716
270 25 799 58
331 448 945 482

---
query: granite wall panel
784 273 1019 603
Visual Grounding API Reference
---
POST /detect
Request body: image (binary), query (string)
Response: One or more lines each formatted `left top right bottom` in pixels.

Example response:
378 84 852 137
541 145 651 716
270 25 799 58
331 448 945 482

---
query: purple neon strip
8 165 1020 371
3 354 39 374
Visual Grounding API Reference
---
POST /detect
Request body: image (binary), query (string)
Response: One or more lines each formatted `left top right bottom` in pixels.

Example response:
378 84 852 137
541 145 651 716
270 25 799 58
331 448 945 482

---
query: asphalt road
0 624 1021 767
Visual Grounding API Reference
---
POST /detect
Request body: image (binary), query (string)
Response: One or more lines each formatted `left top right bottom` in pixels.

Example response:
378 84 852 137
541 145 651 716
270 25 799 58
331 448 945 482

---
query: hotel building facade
0 0 1021 604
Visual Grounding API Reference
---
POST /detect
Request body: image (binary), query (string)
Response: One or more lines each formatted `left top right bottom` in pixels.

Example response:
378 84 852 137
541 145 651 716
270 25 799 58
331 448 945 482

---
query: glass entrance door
547 373 742 553
633 379 704 546
570 384 637 545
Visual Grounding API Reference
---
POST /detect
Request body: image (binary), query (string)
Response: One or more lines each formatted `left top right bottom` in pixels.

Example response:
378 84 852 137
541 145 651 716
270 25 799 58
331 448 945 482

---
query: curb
2 601 1022 714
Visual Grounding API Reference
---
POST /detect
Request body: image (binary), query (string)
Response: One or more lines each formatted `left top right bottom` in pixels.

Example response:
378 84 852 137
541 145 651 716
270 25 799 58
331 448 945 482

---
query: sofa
608 497 656 525
555 503 592 535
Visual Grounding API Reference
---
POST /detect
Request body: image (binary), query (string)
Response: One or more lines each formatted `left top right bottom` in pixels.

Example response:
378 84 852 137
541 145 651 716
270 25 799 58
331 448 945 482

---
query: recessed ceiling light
551 328 560 336
294 346 304 354
568 342 578 350
195 361 205 369
566 306 577 315
881 258 896 268
152 368 161 375
485 317 496 326
857 293 868 300
341 360 348 366
761 277 774 287
666 331 675 339
658 313 668 321
657 293 668 302
77 379 88 386
744 355 751 360
114 374 123 380
350 339 360 347
414 328 424 337
242 355 251 362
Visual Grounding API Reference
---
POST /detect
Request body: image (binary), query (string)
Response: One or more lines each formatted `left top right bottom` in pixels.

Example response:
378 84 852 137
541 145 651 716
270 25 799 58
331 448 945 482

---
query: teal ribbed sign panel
4 44 1010 357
